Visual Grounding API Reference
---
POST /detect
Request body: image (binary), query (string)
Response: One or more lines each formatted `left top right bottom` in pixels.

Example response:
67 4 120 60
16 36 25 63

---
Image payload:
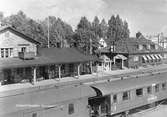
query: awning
154 54 160 60
146 55 152 61
99 55 112 62
158 54 163 59
150 54 156 60
142 55 148 61
114 54 127 60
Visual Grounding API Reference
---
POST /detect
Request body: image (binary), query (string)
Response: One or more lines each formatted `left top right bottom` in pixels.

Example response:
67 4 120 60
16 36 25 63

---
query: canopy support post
58 65 61 79
77 63 81 78
33 66 37 84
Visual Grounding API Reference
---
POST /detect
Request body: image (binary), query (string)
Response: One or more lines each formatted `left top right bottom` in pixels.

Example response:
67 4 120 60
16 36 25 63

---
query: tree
136 31 143 39
74 16 97 54
2 11 73 47
107 15 130 42
100 18 108 38
92 16 101 37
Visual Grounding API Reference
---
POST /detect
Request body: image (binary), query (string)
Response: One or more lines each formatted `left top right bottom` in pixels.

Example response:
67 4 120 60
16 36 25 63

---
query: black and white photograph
0 0 167 117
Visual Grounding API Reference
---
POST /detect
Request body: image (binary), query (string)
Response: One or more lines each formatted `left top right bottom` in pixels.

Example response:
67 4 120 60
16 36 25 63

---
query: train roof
91 72 167 96
0 85 96 115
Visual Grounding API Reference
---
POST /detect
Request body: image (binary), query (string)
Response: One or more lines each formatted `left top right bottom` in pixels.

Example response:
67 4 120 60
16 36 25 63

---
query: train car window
113 94 117 103
68 103 74 115
147 86 152 94
136 88 143 96
32 113 37 117
162 83 166 90
122 91 130 101
155 84 160 92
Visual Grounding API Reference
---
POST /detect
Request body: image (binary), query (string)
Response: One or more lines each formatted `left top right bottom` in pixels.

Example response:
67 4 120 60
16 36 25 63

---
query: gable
0 27 40 45
0 30 36 48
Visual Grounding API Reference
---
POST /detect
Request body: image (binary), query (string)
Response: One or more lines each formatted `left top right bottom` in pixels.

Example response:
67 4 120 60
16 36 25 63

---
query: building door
21 47 26 52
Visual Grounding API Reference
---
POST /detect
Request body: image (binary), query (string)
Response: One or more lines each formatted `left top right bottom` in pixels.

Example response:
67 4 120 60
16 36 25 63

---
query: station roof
91 72 167 96
0 48 98 69
0 85 96 115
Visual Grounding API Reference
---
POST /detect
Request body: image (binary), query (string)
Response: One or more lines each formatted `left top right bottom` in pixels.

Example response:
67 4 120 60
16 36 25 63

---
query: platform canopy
0 48 98 70
114 54 127 60
99 55 112 62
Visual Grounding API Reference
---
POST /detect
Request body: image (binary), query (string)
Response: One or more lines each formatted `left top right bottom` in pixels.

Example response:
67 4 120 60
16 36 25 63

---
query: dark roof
0 26 40 45
92 72 167 96
0 85 96 115
0 48 98 69
97 37 165 54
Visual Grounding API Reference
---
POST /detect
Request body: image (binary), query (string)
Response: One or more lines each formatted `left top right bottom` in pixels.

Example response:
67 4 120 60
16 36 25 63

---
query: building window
147 86 152 94
68 103 74 115
9 48 13 56
32 113 37 117
1 48 4 58
136 88 143 96
17 68 23 75
139 45 143 50
5 48 9 58
134 56 139 62
113 94 117 103
155 45 158 49
155 84 159 92
162 83 166 90
143 44 147 50
0 48 13 58
122 91 130 101
147 44 150 49
151 44 155 49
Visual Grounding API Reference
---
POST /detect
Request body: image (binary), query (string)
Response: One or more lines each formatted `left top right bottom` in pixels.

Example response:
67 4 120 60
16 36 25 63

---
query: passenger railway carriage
0 85 96 117
1 71 167 117
89 72 167 117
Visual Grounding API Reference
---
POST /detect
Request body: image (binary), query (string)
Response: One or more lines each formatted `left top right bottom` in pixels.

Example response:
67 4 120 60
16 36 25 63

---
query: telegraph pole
46 5 57 48
47 16 50 48
90 38 93 73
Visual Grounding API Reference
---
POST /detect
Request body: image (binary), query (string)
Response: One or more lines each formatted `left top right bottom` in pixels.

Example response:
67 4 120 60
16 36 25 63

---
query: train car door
89 95 111 117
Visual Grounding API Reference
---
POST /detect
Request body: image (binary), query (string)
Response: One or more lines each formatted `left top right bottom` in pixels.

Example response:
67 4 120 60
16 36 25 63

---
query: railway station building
0 26 97 85
96 36 167 70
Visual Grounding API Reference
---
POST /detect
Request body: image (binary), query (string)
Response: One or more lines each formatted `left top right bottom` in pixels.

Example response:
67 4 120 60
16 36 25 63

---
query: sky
0 0 167 37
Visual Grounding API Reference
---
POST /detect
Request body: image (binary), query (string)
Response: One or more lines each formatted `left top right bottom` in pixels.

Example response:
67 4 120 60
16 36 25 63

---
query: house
0 26 97 85
0 26 40 58
96 36 167 70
